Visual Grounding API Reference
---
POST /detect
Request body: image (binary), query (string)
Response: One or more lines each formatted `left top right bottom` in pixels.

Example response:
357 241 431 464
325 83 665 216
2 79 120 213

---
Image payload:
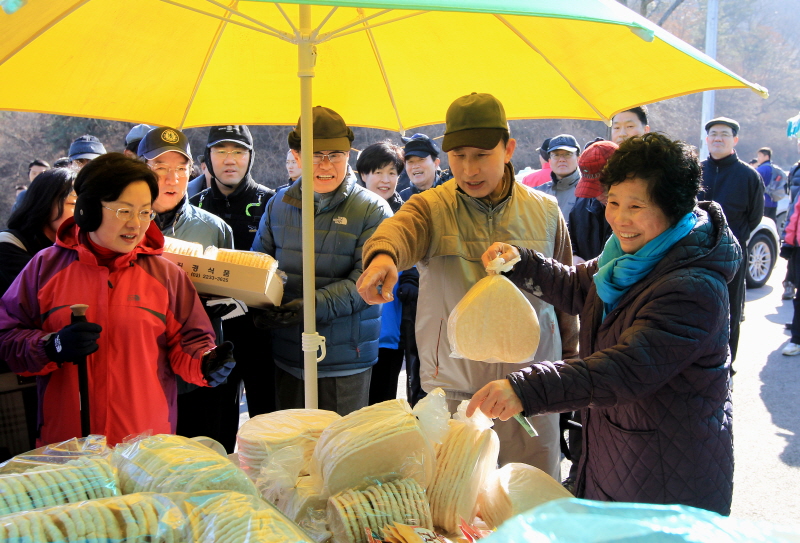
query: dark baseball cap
125 124 156 146
576 140 618 198
547 135 580 155
442 93 509 152
287 106 354 153
207 125 253 150
704 117 740 136
537 138 551 161
138 127 192 161
402 133 440 159
68 135 107 161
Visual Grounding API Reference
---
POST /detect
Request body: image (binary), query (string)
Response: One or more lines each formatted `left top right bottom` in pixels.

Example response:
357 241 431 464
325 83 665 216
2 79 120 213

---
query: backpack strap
0 231 27 252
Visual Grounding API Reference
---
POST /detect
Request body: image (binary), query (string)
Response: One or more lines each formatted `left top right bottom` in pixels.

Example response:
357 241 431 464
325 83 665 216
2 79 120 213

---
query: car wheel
747 232 776 289
776 212 787 234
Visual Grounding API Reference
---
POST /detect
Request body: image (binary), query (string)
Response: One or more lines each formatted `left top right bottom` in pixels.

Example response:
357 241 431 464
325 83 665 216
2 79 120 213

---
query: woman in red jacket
0 153 235 446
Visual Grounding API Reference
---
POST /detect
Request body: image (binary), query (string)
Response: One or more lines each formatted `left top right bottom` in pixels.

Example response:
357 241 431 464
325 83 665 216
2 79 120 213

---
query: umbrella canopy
1 0 766 131
0 0 767 408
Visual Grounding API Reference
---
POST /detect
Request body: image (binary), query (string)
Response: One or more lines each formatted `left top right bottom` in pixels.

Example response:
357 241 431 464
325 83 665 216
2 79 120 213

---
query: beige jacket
364 166 578 400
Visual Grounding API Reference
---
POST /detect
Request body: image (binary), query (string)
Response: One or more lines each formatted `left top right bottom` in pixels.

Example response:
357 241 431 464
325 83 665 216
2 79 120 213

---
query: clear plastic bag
112 433 258 497
428 401 500 535
447 273 540 364
327 478 434 543
237 409 341 481
311 390 450 498
478 462 572 529
0 490 315 542
482 498 800 543
0 456 118 517
204 246 279 271
0 435 117 517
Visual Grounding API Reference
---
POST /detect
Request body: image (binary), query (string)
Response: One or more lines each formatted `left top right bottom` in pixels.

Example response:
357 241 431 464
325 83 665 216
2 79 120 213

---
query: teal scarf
594 211 697 315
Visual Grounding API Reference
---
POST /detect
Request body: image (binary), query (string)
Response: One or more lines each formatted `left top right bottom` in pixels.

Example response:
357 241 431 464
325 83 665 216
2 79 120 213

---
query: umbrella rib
177 3 233 128
310 7 339 40
158 0 294 42
358 9 405 134
275 2 301 37
203 0 294 40
0 0 91 68
315 9 390 42
494 14 610 123
316 11 425 44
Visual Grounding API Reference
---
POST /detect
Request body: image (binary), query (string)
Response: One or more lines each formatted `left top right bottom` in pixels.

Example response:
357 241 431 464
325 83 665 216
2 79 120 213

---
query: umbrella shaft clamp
298 43 317 77
302 332 326 362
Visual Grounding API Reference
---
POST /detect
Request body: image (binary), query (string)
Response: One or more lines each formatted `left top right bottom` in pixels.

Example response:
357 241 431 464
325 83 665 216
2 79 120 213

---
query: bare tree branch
658 0 685 26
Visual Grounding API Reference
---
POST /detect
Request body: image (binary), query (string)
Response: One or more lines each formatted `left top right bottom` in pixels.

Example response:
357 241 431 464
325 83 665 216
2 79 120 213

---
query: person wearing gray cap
534 134 582 222
68 135 106 171
699 116 763 363
123 124 155 159
358 93 576 481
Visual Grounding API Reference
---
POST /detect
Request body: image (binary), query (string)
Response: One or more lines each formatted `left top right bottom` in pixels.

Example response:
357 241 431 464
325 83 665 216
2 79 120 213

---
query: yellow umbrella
0 0 767 408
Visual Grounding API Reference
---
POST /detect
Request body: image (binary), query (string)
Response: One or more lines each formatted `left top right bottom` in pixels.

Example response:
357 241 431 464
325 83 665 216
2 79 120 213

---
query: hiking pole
70 304 91 437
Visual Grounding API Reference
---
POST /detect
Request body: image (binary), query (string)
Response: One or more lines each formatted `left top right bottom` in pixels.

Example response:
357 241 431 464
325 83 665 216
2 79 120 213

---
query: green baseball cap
442 92 509 152
288 106 355 153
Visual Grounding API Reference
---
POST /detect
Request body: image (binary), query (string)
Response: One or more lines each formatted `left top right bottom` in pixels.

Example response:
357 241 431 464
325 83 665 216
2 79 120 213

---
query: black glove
202 298 238 321
253 298 304 329
44 322 102 364
780 244 796 260
202 340 236 387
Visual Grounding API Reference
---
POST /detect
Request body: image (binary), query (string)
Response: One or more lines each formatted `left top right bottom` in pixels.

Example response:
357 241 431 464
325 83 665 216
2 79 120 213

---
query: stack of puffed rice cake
328 478 433 543
428 419 499 534
0 456 117 517
112 434 258 497
237 409 341 481
312 399 437 497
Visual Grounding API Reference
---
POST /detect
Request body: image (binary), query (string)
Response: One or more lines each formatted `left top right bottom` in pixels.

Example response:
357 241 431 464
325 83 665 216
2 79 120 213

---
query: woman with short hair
468 133 739 515
0 153 235 446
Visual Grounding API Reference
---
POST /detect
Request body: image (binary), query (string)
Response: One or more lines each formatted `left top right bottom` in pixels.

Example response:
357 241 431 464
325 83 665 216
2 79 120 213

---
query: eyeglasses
550 151 575 159
312 152 348 165
708 131 734 139
209 149 250 159
150 164 191 178
102 206 157 222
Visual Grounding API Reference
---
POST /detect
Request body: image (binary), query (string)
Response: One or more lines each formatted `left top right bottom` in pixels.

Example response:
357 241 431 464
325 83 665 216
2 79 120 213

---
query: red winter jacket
0 218 215 446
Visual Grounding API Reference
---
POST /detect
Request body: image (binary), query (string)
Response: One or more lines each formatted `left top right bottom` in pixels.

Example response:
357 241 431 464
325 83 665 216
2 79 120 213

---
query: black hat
537 138 551 161
704 117 740 136
547 134 580 155
402 133 439 159
138 127 192 161
207 125 253 150
68 135 106 161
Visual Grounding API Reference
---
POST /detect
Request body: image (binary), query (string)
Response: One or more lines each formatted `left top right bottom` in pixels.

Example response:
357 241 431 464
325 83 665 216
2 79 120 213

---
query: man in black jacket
699 117 764 362
190 125 277 420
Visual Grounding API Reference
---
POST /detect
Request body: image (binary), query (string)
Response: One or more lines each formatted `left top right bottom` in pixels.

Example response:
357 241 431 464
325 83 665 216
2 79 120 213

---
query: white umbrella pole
299 4 319 409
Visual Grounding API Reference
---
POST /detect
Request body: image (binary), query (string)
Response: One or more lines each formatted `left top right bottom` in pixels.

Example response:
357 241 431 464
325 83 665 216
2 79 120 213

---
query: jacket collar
208 174 258 202
55 217 163 269
550 168 581 190
707 149 740 167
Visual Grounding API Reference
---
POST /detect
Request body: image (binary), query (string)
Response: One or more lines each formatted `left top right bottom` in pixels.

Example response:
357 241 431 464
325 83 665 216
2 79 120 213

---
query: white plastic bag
448 259 539 363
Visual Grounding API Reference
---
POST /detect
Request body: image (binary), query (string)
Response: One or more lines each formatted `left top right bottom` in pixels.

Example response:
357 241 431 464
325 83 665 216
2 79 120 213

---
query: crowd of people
2 92 796 517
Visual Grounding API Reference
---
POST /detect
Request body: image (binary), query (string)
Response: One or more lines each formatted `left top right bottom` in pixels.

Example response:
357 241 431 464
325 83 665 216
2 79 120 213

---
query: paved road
731 256 800 525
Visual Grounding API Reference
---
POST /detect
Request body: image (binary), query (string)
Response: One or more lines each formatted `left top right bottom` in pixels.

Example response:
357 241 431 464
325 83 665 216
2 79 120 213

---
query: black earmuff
73 195 102 232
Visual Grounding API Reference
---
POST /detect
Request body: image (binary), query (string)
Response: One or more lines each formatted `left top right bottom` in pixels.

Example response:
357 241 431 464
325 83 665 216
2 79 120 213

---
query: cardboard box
162 252 283 308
